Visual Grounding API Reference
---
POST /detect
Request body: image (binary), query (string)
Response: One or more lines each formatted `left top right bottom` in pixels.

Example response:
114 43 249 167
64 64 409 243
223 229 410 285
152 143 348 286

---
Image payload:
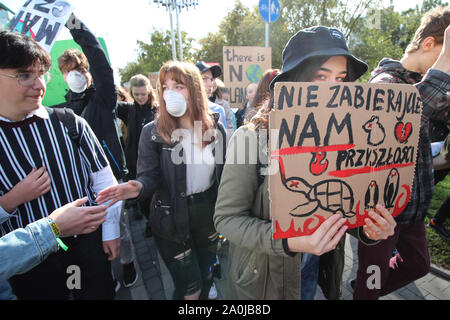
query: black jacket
116 101 156 177
135 114 226 244
53 23 126 180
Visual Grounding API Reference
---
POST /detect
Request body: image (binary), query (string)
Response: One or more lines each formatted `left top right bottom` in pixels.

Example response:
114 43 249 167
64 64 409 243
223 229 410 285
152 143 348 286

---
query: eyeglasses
0 72 51 87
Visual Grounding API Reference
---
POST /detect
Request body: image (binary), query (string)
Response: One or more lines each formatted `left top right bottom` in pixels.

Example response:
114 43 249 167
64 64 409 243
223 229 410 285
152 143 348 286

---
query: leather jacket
135 114 226 243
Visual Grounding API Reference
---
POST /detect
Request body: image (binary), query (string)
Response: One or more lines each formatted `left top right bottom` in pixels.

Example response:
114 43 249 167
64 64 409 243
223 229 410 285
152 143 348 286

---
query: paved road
117 208 450 300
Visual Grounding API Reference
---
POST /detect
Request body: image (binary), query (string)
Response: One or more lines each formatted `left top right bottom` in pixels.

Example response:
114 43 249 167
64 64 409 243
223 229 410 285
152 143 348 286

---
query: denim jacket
0 218 58 282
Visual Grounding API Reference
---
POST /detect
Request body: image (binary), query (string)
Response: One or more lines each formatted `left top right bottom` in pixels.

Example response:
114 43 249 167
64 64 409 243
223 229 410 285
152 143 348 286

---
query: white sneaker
208 283 218 300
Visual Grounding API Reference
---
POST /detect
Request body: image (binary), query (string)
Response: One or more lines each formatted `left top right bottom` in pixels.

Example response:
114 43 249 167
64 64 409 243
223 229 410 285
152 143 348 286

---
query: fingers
364 205 396 240
318 215 347 250
96 186 119 205
71 197 89 207
324 224 348 252
376 204 396 227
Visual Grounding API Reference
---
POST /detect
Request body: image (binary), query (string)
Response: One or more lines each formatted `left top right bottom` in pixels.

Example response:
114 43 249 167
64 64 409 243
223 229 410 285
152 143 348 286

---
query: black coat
116 101 156 177
135 114 226 244
53 24 126 180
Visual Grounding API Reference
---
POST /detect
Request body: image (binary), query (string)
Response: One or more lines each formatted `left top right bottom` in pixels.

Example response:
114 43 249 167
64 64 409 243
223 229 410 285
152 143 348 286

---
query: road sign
258 0 280 23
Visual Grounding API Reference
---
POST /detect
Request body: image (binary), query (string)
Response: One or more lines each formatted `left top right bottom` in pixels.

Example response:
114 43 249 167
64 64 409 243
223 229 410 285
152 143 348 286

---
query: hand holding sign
65 12 84 30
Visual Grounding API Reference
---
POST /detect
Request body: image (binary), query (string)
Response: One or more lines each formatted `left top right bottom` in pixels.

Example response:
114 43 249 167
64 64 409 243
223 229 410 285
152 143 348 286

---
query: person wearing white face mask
97 61 227 300
54 13 126 182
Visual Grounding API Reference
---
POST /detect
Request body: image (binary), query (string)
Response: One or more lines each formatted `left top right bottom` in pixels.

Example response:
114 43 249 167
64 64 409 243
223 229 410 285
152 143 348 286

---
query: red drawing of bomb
310 152 328 175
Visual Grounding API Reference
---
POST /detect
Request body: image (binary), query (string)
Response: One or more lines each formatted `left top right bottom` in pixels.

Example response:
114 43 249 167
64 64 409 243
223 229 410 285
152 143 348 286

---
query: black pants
9 228 114 300
153 189 219 300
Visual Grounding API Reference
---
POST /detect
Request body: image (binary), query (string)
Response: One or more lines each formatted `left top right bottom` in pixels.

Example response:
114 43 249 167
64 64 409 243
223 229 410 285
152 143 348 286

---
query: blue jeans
0 281 17 300
301 253 320 300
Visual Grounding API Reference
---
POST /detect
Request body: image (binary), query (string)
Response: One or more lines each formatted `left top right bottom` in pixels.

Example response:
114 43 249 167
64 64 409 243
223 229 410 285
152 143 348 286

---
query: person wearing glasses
0 29 121 300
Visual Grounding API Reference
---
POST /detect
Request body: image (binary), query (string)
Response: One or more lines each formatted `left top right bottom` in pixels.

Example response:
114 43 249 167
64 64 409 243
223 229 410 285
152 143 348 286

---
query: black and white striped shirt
0 107 108 236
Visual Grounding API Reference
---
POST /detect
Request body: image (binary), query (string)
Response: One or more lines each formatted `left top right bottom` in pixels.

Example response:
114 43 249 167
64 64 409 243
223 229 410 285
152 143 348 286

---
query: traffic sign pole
265 0 269 47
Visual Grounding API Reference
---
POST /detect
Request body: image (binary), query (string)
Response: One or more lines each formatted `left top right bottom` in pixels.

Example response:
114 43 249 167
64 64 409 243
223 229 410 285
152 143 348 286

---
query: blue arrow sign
258 0 280 23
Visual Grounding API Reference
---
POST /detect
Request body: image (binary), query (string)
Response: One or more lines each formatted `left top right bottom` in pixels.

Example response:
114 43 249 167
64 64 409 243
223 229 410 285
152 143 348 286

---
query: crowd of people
0 5 449 301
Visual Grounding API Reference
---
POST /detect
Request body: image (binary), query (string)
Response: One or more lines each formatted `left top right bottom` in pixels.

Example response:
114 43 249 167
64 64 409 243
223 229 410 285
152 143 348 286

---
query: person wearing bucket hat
214 26 396 300
269 26 368 90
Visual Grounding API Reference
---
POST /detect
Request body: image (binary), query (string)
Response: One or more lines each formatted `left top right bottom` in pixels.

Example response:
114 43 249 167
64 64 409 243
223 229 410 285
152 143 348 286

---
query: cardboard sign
269 82 422 239
223 46 272 109
8 0 73 53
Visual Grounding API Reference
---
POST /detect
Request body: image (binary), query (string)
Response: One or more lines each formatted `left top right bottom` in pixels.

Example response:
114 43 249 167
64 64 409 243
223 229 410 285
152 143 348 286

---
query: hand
96 180 143 207
48 197 107 237
287 214 348 255
0 167 51 213
65 13 84 30
103 238 121 261
362 204 396 241
431 25 450 74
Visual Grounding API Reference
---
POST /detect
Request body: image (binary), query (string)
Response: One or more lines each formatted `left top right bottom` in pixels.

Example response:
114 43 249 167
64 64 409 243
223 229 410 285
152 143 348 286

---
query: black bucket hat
270 26 368 90
195 61 222 78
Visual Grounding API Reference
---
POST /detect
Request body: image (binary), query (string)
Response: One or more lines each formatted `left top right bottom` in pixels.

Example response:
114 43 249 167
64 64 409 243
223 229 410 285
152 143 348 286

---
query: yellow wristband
47 217 61 238
46 217 68 251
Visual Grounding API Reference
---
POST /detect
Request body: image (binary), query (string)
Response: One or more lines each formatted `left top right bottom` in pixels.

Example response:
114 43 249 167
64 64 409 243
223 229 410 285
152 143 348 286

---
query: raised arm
65 13 116 110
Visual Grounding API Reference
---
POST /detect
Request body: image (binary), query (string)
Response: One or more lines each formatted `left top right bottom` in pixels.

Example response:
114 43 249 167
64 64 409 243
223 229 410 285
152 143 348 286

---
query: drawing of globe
246 64 263 83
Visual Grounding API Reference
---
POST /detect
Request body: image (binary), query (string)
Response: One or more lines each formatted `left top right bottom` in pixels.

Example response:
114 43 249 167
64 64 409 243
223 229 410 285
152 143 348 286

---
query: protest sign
8 0 73 53
269 82 422 239
223 46 272 109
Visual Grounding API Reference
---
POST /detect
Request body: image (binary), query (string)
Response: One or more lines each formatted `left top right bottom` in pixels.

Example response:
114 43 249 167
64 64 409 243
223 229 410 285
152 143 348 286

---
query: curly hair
57 48 90 74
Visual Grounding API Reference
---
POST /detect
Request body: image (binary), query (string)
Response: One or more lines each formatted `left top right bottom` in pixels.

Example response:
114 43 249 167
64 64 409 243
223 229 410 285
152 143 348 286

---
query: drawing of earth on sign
246 64 263 83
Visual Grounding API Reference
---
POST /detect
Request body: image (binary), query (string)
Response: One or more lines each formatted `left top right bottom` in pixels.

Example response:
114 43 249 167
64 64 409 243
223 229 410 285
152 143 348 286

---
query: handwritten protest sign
269 82 422 239
8 0 73 53
223 46 272 109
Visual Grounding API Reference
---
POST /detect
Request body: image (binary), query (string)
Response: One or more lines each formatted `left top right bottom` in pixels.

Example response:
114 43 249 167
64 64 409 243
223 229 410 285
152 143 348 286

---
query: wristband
46 217 69 251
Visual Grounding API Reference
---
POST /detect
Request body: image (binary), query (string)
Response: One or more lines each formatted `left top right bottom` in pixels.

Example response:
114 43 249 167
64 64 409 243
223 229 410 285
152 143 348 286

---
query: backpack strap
53 107 81 148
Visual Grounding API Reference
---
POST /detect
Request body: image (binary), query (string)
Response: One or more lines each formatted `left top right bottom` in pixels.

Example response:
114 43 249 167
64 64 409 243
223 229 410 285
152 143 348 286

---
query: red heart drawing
394 122 413 143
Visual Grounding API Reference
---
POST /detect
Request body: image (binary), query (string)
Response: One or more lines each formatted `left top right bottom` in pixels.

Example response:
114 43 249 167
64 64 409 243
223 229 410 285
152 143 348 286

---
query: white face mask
66 70 88 93
164 90 187 117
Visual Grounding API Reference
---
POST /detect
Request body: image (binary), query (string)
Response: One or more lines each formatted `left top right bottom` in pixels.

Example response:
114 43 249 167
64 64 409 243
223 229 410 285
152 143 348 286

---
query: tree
194 0 382 71
349 0 448 82
119 28 194 84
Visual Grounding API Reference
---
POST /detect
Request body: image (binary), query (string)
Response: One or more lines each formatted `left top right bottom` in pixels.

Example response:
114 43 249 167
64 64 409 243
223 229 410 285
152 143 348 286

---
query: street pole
175 2 183 61
265 0 271 48
151 0 198 61
168 3 177 61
